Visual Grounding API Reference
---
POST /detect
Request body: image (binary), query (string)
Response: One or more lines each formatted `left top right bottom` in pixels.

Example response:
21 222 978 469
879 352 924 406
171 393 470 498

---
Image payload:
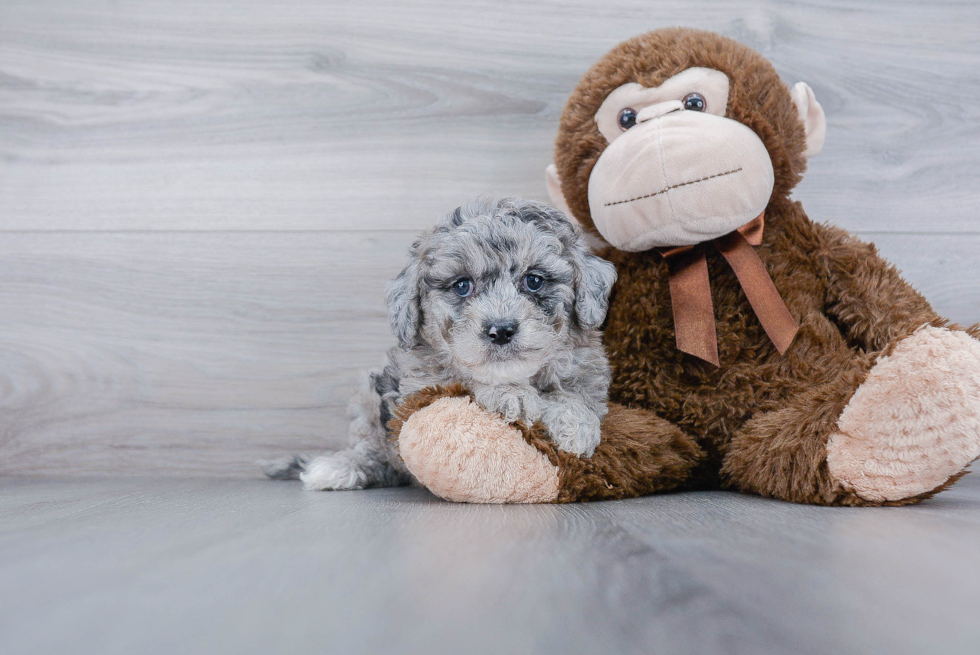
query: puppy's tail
259 455 311 481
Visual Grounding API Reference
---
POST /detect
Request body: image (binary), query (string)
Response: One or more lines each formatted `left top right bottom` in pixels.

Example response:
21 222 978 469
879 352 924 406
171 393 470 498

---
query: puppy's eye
522 274 544 292
682 93 706 112
617 107 638 131
452 278 473 297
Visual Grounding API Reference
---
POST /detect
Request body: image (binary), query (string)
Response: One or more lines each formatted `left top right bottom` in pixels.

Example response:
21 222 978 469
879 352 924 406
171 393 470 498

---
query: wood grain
0 232 415 476
1 0 978 232
1 476 979 655
1 0 980 475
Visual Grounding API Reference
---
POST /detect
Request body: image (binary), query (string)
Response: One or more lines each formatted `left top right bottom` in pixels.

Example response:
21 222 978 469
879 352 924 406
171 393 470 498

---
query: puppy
263 197 617 490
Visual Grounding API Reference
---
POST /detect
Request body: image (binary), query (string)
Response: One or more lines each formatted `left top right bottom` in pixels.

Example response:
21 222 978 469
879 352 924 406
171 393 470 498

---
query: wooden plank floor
1 474 979 655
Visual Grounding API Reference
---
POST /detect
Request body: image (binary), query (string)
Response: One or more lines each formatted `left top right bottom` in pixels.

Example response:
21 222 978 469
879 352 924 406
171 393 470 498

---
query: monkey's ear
790 82 826 158
545 164 576 221
572 244 618 330
385 255 422 348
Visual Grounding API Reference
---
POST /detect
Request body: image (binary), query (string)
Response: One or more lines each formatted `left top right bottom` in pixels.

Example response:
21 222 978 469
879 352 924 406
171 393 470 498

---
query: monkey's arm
818 223 940 351
532 402 705 502
389 386 703 503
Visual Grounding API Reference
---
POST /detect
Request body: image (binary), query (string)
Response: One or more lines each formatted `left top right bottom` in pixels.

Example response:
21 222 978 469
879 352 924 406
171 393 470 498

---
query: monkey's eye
683 93 706 112
452 278 473 297
522 273 544 292
617 107 638 131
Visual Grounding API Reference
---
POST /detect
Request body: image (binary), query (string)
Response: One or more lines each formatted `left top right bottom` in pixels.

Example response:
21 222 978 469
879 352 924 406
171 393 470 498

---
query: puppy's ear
385 246 423 348
508 197 618 330
572 243 617 330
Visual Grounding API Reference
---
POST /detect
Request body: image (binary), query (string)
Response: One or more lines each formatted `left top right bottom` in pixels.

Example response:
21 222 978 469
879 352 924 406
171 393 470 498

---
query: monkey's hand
388 385 560 503
388 385 704 503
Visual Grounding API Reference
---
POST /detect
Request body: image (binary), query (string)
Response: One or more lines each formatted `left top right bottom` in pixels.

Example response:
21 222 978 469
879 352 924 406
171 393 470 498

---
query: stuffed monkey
391 28 980 505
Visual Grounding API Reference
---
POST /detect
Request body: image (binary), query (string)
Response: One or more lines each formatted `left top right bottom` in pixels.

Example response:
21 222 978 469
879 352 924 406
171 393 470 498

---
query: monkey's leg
724 326 980 506
390 387 703 503
825 325 980 503
721 363 871 505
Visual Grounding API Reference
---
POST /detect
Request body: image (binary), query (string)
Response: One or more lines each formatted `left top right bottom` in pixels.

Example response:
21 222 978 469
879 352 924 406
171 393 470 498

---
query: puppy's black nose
485 321 518 345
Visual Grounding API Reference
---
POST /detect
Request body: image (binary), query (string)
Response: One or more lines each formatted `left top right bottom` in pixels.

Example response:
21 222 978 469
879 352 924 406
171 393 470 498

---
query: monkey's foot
827 326 980 502
398 395 560 503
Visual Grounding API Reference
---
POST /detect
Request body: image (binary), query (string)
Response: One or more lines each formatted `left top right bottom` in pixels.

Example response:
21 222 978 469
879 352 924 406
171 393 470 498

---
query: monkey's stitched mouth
604 167 743 207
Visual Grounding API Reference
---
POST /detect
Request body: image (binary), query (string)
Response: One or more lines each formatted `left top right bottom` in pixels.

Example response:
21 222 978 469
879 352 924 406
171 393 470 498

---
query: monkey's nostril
485 322 518 345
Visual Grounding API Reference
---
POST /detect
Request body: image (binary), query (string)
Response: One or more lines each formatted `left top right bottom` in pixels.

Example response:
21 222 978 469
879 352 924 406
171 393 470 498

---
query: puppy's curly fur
263 197 617 490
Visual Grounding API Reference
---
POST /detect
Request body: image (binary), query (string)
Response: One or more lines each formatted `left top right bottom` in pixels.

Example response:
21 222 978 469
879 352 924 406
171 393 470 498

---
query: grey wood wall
2 0 979 477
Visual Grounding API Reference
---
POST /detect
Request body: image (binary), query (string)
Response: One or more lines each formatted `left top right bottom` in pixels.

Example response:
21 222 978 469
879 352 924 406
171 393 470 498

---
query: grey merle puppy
263 196 617 490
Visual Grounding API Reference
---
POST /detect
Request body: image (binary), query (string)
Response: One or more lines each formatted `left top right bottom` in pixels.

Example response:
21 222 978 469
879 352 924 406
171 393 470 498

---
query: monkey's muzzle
587 111 774 252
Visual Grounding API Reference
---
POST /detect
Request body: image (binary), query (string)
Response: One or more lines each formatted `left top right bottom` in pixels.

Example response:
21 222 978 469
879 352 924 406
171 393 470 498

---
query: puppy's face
387 198 617 385
421 216 576 383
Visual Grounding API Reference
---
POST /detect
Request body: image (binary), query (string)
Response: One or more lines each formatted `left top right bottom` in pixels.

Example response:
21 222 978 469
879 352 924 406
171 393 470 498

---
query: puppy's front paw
541 403 601 457
489 392 523 423
300 454 367 491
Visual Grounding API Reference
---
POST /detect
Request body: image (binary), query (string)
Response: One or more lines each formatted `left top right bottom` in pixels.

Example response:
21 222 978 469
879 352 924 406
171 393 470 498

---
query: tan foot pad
828 326 980 502
398 396 560 504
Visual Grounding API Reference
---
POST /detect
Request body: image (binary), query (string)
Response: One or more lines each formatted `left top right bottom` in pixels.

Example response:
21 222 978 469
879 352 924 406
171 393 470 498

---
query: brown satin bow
659 213 799 367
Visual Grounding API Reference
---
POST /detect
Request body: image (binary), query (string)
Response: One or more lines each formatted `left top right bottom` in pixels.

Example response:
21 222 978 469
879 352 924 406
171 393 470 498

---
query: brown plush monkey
391 28 980 506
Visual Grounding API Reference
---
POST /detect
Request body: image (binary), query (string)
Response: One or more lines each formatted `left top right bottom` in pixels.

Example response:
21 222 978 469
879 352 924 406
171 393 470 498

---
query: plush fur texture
390 385 705 503
827 326 980 502
556 29 980 504
392 385 561 503
391 28 980 505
